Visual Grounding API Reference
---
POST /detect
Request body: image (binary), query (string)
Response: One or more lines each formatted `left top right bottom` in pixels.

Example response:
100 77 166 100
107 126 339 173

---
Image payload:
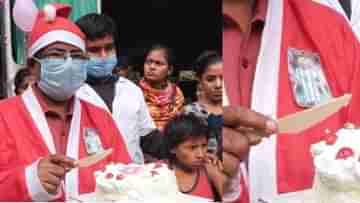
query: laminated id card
288 48 332 108
84 128 104 155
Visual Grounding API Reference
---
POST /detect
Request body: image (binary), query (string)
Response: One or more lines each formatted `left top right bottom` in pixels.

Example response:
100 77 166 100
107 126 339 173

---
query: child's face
174 136 208 170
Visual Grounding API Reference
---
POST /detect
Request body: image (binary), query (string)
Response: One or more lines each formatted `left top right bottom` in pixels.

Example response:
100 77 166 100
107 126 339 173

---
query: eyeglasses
36 48 89 60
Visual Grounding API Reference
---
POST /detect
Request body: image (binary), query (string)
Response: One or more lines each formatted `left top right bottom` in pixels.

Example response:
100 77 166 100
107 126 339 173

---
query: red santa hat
27 3 85 57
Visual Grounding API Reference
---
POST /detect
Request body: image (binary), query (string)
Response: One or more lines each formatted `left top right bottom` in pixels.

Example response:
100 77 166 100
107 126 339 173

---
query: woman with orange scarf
139 44 185 130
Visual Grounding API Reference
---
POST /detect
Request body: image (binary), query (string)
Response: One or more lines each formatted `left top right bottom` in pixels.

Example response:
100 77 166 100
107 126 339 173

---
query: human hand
223 106 278 160
38 154 75 194
205 153 226 195
224 106 278 138
205 153 224 171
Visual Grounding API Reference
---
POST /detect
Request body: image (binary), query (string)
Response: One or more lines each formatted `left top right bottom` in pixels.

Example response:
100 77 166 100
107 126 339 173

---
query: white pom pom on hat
43 4 56 22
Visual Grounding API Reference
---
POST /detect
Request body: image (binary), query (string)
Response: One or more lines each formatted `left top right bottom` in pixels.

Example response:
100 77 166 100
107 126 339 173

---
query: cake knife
74 148 113 168
278 94 352 134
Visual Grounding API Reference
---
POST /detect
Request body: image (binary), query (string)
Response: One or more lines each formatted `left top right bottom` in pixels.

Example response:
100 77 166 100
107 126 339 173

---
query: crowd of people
0 2 225 202
4 0 360 202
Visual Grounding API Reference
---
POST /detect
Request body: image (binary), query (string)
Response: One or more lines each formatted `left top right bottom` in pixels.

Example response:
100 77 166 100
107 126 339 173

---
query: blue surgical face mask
35 56 87 101
86 55 118 79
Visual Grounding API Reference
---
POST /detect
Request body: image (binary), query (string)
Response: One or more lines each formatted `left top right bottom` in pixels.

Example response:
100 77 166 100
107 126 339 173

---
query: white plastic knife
74 148 113 168
278 94 352 134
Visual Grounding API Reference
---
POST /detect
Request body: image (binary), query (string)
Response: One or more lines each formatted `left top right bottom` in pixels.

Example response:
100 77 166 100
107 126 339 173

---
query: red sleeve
0 115 32 201
338 19 360 124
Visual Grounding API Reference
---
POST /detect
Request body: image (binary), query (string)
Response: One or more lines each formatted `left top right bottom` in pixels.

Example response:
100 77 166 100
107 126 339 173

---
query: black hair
14 68 31 95
163 113 209 160
75 13 118 42
194 50 222 78
76 13 122 65
144 43 175 66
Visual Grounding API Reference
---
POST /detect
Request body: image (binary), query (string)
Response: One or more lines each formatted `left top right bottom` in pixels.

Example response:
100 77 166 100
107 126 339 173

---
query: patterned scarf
139 79 184 130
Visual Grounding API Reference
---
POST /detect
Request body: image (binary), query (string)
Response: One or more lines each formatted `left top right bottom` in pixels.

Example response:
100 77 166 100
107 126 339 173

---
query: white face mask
35 56 87 101
86 54 118 79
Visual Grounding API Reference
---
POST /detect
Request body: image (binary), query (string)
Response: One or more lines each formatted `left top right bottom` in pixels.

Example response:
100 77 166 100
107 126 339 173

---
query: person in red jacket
0 3 131 201
223 0 360 202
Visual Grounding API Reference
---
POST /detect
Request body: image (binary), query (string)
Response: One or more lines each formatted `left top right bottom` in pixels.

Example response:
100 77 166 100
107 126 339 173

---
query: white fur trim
28 30 85 57
22 87 83 200
248 0 283 202
43 4 56 22
22 87 56 154
25 159 62 201
65 98 81 199
351 0 360 41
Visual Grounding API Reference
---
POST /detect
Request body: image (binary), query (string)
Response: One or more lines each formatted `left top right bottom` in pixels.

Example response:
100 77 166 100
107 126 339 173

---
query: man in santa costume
0 3 131 201
223 0 360 202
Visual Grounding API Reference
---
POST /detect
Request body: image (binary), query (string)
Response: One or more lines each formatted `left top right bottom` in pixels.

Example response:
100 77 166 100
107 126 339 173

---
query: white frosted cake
311 123 360 203
94 162 213 203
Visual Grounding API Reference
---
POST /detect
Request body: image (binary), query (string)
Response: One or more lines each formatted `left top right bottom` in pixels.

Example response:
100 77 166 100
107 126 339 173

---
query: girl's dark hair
194 50 222 78
162 113 209 160
144 43 175 66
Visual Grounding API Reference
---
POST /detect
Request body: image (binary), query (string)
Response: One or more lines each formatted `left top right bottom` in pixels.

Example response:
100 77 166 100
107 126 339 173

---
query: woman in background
185 51 222 116
139 44 184 130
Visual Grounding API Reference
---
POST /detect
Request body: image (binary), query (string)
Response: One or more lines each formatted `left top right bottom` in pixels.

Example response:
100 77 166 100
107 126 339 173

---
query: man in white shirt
75 13 157 164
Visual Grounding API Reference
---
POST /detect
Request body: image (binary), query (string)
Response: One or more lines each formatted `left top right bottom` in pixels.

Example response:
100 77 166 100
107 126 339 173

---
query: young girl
139 44 184 130
163 113 225 202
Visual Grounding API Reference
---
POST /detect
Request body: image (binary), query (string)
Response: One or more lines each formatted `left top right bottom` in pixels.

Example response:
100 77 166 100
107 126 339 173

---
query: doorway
102 0 222 102
102 0 221 65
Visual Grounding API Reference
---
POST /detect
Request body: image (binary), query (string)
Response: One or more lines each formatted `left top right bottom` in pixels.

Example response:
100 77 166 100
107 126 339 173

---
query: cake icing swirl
311 125 360 202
